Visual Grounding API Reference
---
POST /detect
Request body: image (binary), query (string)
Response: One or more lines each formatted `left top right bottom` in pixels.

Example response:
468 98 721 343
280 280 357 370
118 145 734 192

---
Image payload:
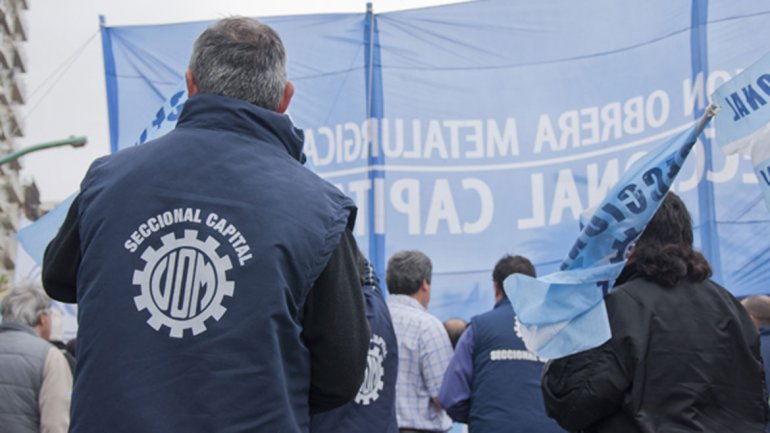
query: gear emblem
354 334 387 405
132 229 234 338
514 316 523 339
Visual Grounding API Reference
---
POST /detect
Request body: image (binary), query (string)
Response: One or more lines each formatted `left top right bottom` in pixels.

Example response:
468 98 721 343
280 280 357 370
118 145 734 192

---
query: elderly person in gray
0 282 72 433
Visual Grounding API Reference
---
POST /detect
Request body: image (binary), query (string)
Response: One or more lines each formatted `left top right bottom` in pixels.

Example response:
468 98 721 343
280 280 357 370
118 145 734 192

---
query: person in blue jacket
311 254 399 433
438 255 565 433
42 17 369 433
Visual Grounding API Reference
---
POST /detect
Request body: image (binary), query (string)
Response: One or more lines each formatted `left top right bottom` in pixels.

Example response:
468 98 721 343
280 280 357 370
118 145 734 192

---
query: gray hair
386 250 432 295
188 17 288 110
1 281 51 327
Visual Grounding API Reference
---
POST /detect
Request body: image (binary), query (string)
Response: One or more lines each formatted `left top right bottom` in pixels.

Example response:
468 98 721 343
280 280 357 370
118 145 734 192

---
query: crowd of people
0 16 769 433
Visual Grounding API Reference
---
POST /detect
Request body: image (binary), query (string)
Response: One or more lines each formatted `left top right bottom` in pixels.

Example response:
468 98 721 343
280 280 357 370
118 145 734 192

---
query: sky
19 0 465 204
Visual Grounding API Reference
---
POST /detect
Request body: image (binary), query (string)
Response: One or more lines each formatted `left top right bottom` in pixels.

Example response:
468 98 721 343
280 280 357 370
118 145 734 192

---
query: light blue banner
19 2 770 331
14 81 190 268
756 157 770 212
504 119 709 359
711 51 770 212
134 81 187 146
15 193 77 265
711 51 770 155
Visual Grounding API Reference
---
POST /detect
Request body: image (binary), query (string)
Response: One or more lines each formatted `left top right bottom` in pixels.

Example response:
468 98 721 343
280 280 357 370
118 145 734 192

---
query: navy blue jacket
44 94 366 433
469 298 564 433
310 261 399 433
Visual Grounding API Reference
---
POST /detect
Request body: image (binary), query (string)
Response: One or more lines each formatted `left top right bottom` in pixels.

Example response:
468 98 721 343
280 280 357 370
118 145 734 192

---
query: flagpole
695 103 719 136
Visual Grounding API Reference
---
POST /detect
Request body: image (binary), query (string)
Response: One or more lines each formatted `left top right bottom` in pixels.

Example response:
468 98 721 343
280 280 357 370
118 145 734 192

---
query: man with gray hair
0 282 72 433
43 17 369 433
386 250 453 433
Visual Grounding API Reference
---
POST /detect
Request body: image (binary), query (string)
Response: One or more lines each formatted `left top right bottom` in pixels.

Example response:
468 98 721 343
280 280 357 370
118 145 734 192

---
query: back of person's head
386 250 432 295
1 281 51 328
444 318 467 348
633 192 712 288
493 255 536 290
742 295 770 327
188 17 288 110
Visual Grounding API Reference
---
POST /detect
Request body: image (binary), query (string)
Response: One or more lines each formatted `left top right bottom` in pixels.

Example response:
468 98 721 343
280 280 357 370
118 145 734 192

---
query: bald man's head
444 318 468 349
741 295 770 328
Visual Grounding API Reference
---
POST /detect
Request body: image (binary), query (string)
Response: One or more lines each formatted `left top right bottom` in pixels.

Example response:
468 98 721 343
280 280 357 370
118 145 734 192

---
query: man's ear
36 311 51 340
276 81 294 114
185 70 200 97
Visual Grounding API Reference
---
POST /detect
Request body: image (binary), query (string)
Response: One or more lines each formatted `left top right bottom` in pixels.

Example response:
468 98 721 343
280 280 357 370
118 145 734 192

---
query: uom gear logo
354 334 387 405
132 230 234 338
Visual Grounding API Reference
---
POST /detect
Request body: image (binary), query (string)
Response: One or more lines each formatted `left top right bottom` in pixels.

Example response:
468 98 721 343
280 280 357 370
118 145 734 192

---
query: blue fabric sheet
20 2 770 329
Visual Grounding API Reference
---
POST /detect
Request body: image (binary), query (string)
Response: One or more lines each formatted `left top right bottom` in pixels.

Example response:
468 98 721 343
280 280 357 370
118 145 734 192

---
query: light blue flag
711 52 770 212
755 152 770 213
15 82 188 266
133 81 188 146
504 110 714 360
15 193 77 265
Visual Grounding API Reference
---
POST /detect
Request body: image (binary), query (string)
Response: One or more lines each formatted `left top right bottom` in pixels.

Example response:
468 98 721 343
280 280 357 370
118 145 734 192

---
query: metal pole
0 136 87 166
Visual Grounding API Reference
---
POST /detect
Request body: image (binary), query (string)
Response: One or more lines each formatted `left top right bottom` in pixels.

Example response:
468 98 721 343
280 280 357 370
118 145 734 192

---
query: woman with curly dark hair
631 191 712 288
541 192 767 433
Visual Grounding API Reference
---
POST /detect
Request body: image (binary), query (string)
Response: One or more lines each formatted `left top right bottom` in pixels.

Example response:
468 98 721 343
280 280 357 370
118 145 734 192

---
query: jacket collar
0 321 38 337
615 262 640 287
493 297 511 310
388 294 427 311
176 93 307 163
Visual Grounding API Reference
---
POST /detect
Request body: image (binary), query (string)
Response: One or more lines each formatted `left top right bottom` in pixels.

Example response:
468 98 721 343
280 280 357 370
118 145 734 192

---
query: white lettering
549 169 582 225
580 107 600 146
462 178 493 234
425 179 462 235
391 178 421 235
518 173 545 229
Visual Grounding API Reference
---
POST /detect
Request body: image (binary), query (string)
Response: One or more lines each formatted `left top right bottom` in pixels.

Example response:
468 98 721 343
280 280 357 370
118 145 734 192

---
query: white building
0 0 29 285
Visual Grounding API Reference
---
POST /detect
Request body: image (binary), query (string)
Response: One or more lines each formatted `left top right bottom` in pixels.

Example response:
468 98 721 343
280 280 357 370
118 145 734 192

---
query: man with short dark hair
386 250 453 433
0 282 72 433
438 255 564 433
43 17 369 433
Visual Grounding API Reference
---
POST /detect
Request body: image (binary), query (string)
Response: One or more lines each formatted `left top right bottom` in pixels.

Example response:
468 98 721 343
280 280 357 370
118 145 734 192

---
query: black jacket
542 266 768 433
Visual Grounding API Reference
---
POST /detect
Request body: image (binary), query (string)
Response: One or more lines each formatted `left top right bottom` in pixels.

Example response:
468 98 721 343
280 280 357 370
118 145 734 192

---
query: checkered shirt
387 294 453 432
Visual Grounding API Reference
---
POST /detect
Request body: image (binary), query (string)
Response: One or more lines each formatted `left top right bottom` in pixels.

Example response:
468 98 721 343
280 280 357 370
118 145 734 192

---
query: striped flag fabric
504 109 714 359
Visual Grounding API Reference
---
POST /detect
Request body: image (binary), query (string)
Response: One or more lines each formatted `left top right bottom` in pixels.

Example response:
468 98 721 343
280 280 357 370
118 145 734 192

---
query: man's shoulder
414 311 447 342
386 294 413 309
42 346 73 374
79 137 167 190
0 326 54 360
387 297 438 324
472 305 501 322
424 310 445 328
